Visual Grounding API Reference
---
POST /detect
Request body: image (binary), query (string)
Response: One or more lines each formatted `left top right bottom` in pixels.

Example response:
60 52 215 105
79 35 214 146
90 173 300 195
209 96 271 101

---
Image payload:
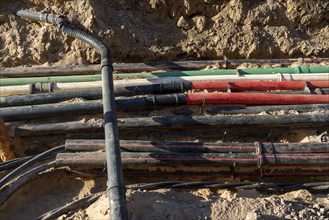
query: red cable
187 93 329 105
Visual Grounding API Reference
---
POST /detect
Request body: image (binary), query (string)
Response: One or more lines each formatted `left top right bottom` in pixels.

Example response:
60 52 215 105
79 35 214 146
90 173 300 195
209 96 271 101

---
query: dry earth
0 0 328 67
0 0 329 219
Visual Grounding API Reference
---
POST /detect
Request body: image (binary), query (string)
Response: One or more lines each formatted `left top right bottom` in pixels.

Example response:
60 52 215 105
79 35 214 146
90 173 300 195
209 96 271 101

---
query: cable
126 181 329 191
0 161 56 205
0 145 65 188
0 156 33 172
35 191 105 220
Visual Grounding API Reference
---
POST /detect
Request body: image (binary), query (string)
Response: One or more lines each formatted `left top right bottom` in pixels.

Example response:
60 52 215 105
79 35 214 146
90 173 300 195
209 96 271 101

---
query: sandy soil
0 0 328 67
0 0 329 220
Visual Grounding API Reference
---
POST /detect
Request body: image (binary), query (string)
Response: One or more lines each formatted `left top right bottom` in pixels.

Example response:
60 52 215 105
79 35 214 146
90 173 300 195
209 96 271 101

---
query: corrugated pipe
14 10 127 219
1 58 329 77
2 73 329 97
1 66 328 87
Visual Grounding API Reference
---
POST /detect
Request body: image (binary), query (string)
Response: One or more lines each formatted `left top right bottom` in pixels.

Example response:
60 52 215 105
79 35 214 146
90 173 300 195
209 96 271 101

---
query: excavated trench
1 1 329 220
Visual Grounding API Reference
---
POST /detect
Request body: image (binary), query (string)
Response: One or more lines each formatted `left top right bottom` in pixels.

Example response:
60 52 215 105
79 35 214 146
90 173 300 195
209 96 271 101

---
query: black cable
0 145 65 188
126 181 329 191
0 156 33 172
35 191 105 220
0 161 56 205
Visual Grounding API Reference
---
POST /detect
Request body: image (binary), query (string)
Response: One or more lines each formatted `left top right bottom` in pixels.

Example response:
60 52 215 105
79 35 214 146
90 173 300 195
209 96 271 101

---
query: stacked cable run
1 9 329 220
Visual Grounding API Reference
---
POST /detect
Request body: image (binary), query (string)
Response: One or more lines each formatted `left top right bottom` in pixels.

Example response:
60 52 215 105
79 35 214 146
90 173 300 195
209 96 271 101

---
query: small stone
319 208 325 214
285 215 292 219
100 206 109 215
192 15 207 32
313 204 320 209
177 16 190 30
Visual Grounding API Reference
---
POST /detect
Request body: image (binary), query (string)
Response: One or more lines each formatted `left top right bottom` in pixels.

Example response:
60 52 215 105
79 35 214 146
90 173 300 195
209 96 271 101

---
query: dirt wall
0 0 328 67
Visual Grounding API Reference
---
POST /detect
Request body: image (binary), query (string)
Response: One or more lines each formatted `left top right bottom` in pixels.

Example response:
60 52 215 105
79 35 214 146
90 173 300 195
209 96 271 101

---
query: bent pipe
65 139 329 154
15 10 127 219
11 113 329 136
2 58 329 77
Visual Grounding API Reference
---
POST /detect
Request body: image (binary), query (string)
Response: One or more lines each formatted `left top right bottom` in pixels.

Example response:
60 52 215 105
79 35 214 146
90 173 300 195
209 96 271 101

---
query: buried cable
0 145 65 188
0 161 56 205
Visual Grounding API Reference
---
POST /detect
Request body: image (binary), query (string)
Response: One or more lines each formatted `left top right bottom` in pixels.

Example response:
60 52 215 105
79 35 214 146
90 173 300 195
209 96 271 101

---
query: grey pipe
14 10 127 219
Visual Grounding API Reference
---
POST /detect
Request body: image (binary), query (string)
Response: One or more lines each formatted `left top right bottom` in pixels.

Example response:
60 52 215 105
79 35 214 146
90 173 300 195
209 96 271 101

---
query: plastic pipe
1 66 328 86
191 81 329 92
0 74 102 86
2 93 328 121
15 10 127 219
206 104 329 115
65 139 329 154
0 90 103 107
1 82 328 107
2 58 329 77
186 93 329 105
55 152 329 167
56 152 259 167
2 73 329 97
122 169 329 179
0 84 188 106
66 139 256 153
11 113 329 136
